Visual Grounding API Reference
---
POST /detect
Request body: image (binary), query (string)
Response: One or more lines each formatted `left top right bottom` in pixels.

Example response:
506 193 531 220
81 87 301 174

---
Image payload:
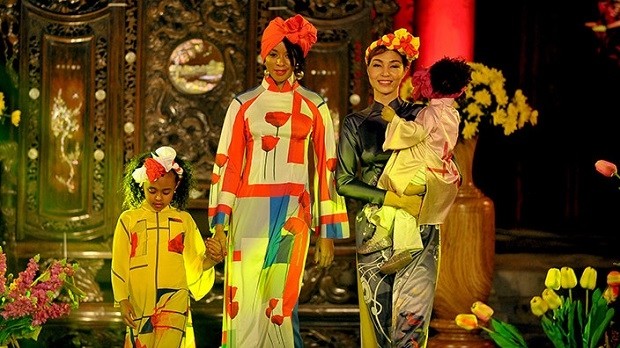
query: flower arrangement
0 247 85 347
0 91 20 127
401 61 539 139
455 266 619 348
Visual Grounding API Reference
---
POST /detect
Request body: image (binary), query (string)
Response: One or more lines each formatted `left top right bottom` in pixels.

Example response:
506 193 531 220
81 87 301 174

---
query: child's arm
381 105 397 122
403 183 426 196
382 105 429 150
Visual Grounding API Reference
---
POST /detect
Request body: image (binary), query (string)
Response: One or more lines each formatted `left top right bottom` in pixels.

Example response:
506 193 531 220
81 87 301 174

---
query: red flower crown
365 28 420 64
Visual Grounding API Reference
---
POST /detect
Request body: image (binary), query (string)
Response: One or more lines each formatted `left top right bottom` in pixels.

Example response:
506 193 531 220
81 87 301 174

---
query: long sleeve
336 109 390 205
383 115 429 151
111 211 132 304
183 212 215 301
208 97 247 229
309 96 350 239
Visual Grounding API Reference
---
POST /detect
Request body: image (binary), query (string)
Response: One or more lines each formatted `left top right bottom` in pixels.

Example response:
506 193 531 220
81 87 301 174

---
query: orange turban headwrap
260 15 317 61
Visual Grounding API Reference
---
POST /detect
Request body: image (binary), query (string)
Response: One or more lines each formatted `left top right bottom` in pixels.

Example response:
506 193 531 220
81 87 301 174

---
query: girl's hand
381 106 396 122
314 236 334 268
119 299 138 329
384 191 422 217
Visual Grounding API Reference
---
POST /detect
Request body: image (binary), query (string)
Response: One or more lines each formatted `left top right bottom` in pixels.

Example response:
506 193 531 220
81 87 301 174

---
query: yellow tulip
579 267 597 290
11 110 20 127
471 301 494 322
560 267 577 289
603 286 618 304
542 288 563 310
544 268 561 290
455 314 479 330
530 296 549 317
608 271 620 287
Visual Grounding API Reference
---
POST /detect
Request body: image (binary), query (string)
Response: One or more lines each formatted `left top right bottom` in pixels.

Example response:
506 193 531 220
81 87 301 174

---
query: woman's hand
119 299 138 329
383 191 422 217
314 236 334 268
206 224 227 263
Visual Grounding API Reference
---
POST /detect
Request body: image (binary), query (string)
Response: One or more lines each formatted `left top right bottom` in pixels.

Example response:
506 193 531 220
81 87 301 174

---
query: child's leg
357 206 396 254
379 212 421 274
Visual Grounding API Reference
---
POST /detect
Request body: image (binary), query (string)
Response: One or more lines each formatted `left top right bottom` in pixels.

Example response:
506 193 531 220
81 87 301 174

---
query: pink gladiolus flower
595 159 619 177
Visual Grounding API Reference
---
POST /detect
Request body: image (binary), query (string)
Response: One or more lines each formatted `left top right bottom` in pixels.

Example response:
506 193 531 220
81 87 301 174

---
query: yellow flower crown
365 28 420 64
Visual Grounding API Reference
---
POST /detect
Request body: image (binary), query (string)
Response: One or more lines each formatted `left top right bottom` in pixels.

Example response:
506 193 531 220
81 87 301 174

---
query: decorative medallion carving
141 0 247 201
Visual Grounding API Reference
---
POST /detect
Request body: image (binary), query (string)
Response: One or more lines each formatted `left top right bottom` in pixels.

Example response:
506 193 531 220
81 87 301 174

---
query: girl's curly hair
121 150 195 210
429 56 473 96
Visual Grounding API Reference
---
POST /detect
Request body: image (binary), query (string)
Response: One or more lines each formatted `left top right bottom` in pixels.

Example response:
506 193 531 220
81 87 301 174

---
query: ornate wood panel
13 1 126 300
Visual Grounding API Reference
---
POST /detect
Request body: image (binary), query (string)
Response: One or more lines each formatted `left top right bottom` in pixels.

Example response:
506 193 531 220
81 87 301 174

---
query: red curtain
410 0 475 68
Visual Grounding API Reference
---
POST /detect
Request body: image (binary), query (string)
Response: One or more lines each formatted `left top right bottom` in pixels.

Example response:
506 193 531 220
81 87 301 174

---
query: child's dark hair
429 56 472 95
121 150 194 210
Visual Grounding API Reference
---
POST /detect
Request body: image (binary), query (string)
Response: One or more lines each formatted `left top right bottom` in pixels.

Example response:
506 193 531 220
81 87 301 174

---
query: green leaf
489 331 528 348
491 319 528 347
541 316 567 348
588 308 614 348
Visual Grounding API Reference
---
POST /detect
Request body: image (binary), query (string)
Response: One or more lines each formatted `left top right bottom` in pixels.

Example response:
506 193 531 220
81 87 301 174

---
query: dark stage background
470 0 620 246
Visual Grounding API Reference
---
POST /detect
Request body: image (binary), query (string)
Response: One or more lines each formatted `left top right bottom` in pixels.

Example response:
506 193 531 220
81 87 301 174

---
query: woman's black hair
282 37 306 76
121 150 194 210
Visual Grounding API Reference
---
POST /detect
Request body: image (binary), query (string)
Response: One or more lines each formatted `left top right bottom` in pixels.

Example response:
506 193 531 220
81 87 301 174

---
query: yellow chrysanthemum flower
454 62 538 139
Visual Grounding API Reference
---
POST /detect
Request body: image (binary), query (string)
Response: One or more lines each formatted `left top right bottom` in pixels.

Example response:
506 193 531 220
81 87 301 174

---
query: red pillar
394 0 415 33
414 0 475 68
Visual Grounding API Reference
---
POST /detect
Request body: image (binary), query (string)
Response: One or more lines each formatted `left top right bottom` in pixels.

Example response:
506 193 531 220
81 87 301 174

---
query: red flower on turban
260 14 317 60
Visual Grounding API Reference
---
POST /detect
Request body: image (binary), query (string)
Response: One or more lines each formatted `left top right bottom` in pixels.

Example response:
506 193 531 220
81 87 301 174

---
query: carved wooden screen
16 1 125 263
138 0 250 207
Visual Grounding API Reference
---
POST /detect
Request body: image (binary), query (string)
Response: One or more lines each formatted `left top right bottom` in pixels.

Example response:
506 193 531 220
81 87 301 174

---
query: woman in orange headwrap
207 14 349 348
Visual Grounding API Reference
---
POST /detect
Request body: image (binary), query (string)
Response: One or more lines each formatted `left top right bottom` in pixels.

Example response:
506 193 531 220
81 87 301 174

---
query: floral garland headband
365 28 420 65
132 146 183 185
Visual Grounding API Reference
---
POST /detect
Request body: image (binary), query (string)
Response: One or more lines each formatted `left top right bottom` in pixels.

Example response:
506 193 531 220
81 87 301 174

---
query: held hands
314 236 334 269
119 299 138 329
383 191 422 217
205 224 227 266
381 105 396 122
